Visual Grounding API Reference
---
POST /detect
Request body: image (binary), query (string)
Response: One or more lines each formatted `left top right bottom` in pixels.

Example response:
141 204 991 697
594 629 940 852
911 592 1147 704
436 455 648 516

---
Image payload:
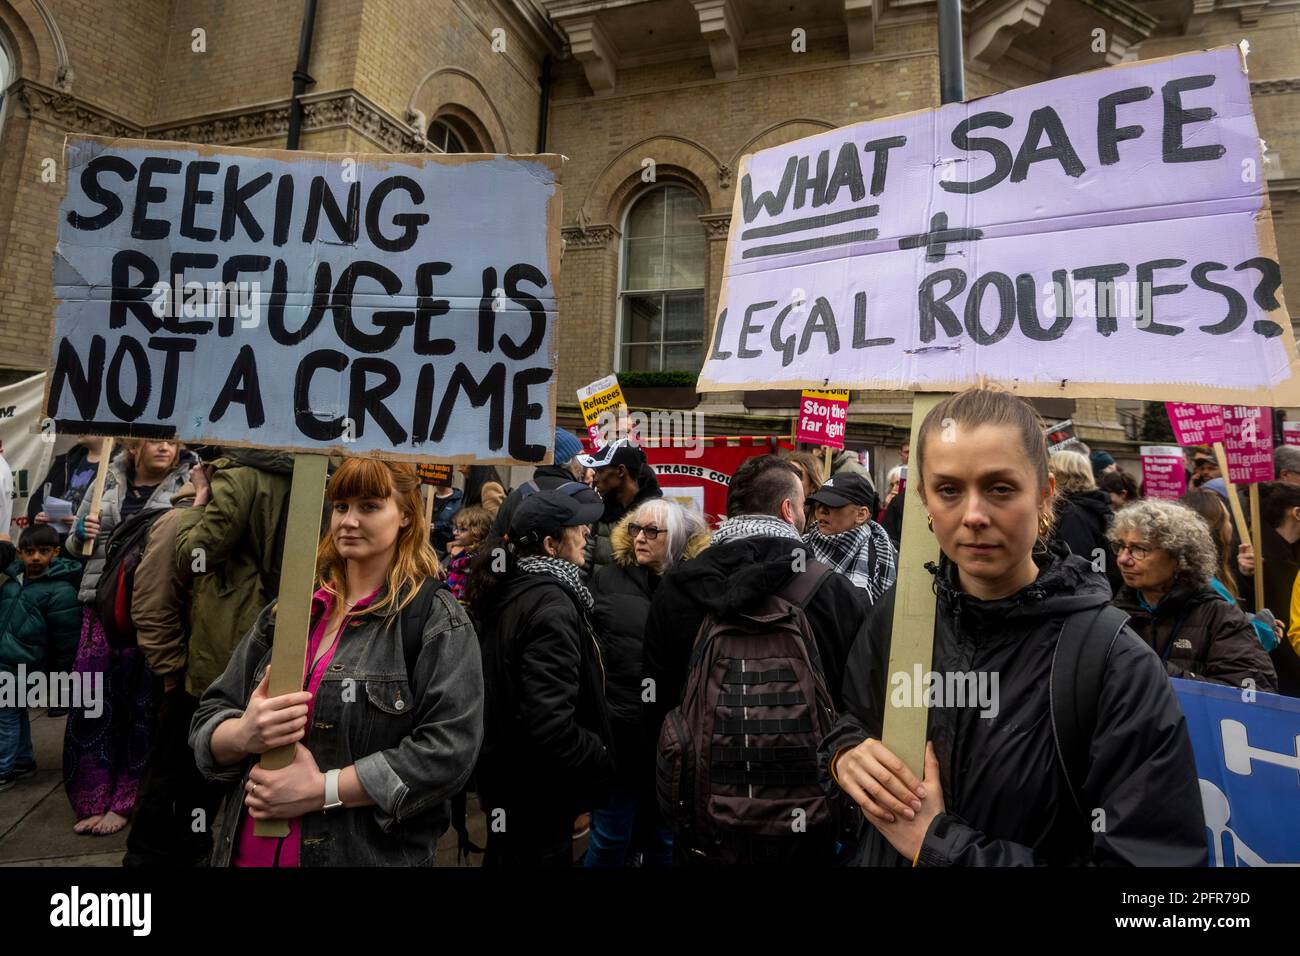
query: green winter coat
0 557 83 674
173 447 293 697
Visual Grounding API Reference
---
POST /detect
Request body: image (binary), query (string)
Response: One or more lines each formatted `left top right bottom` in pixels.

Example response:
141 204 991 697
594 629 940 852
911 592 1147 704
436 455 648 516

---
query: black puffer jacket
818 547 1207 866
641 532 871 787
1113 585 1277 692
591 514 710 787
475 570 616 819
1053 489 1121 595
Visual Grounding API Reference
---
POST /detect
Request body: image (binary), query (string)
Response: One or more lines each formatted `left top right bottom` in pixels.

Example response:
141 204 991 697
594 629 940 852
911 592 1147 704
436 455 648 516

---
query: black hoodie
640 531 871 789
1052 488 1121 595
818 547 1206 866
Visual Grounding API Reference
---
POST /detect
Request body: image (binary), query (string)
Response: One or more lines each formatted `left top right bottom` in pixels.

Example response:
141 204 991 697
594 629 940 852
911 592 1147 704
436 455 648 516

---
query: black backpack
94 508 170 650
1049 604 1131 823
657 561 837 863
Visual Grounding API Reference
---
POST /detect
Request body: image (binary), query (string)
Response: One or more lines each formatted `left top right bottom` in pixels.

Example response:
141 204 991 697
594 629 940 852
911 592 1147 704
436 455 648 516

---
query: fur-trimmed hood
608 511 710 570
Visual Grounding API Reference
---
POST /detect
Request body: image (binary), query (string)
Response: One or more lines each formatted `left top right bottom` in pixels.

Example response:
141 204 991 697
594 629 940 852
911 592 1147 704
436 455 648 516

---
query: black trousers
122 687 226 867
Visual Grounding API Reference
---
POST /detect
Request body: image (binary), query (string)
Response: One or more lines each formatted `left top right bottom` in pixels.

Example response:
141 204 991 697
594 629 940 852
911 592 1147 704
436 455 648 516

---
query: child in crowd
0 525 82 790
446 505 492 602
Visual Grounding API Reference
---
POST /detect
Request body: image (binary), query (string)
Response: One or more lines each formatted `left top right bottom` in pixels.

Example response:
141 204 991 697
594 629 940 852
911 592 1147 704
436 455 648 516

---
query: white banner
0 374 57 535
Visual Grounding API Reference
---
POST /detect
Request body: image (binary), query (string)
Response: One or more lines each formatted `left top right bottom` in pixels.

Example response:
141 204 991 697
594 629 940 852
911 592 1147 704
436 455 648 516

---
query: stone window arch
617 183 707 372
428 105 492 154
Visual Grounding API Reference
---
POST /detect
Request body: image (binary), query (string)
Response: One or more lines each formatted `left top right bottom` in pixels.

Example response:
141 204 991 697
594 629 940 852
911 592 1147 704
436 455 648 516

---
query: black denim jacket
189 584 483 866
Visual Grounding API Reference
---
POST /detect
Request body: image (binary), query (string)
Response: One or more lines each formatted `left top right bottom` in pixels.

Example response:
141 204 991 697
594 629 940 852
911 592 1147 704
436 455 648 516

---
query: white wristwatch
323 769 344 811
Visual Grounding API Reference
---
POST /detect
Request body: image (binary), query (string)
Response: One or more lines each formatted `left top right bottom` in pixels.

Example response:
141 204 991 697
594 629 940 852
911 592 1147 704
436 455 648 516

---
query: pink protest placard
1165 403 1226 447
1284 422 1300 447
1141 446 1186 499
1222 406 1273 484
797 389 849 449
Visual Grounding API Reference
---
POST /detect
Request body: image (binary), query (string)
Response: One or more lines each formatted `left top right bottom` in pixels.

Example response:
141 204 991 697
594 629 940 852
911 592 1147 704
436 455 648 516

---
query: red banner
582 436 776 525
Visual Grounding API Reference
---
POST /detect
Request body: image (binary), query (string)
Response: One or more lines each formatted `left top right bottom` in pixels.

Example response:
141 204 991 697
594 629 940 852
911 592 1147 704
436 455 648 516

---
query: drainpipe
286 0 318 150
536 54 552 153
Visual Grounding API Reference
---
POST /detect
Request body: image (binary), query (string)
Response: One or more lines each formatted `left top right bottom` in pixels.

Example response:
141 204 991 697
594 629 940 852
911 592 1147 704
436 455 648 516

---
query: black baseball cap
508 483 605 545
808 474 876 509
576 438 645 473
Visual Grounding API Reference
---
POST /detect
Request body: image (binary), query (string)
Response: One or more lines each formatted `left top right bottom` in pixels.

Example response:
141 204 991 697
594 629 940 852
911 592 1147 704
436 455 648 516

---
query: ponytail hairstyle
316 458 439 619
462 527 551 614
914 386 1056 540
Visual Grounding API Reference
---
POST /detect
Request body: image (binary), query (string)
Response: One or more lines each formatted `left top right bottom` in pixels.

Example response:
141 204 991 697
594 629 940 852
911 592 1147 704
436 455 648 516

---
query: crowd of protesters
0 388 1297 867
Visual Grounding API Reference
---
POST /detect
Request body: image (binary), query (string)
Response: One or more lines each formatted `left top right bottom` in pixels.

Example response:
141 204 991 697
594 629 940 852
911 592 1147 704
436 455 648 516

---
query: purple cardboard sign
698 48 1300 405
1166 402 1227 447
1222 406 1273 484
1141 445 1187 499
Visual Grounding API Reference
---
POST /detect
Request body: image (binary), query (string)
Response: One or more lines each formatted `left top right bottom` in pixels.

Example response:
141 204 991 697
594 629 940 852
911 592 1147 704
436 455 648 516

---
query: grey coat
65 449 198 603
189 584 485 867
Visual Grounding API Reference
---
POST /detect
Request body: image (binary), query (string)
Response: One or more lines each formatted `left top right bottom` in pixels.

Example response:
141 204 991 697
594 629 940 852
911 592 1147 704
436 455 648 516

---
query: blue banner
1172 678 1300 866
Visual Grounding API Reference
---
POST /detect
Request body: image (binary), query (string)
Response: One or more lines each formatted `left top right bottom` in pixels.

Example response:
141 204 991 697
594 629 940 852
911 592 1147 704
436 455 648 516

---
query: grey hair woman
1109 499 1276 691
586 498 710 866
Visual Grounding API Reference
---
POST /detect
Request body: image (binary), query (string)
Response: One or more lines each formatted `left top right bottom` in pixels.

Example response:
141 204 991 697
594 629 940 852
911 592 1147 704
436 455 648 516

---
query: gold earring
926 513 934 531
1039 513 1052 536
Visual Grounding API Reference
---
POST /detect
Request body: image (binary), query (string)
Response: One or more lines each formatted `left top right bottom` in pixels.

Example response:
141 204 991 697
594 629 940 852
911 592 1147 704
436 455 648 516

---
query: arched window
429 119 467 154
0 40 10 131
618 185 706 371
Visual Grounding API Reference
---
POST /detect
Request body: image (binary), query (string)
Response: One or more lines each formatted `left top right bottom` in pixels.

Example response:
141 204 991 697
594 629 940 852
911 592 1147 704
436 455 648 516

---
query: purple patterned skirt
62 606 159 819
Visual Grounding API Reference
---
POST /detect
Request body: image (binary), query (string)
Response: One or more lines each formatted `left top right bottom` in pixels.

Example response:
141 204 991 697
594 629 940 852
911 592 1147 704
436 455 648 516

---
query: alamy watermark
1 665 104 719
889 665 1000 719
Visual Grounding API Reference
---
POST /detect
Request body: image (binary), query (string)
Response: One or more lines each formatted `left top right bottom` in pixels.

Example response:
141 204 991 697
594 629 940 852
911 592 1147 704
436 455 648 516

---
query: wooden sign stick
1249 483 1265 612
423 483 435 528
81 437 115 557
1214 441 1252 555
253 453 329 838
823 444 832 481
880 393 945 776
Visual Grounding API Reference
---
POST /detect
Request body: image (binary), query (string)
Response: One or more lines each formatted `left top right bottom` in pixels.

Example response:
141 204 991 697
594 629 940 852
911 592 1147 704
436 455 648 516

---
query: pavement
0 708 577 867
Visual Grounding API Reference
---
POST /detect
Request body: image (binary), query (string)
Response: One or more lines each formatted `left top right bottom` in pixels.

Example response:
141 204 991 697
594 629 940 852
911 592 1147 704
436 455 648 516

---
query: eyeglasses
1116 543 1155 560
627 523 663 541
1192 459 1215 468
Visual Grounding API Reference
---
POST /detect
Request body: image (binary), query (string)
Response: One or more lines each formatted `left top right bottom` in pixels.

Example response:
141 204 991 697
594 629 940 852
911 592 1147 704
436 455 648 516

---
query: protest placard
1222 405 1272 484
416 463 453 486
696 48 1299 406
796 388 849 448
1044 419 1078 452
44 135 563 465
577 375 626 449
1284 421 1300 447
1141 445 1186 499
1166 402 1226 446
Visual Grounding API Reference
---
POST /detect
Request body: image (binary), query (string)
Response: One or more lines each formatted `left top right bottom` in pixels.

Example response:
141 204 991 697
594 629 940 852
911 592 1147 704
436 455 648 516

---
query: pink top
232 586 379 868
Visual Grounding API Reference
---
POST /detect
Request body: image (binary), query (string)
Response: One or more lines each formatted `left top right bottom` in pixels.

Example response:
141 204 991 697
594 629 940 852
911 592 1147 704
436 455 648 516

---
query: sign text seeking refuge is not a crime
698 48 1300 405
45 137 562 463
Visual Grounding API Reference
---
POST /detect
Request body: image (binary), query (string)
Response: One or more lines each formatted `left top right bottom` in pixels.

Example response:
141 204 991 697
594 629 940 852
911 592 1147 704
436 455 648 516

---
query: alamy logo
0 665 103 719
889 665 1000 718
49 886 151 936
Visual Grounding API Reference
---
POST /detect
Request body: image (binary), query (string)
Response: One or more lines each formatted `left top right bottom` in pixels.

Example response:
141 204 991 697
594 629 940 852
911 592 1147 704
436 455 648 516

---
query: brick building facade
1 0 1296 480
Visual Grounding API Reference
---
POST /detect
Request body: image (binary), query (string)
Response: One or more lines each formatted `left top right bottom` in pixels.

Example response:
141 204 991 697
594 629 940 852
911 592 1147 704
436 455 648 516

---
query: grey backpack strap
1049 604 1129 823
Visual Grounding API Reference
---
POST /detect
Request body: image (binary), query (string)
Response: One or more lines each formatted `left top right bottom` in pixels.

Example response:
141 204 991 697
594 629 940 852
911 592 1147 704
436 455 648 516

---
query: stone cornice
698 212 732 240
1252 77 1300 95
11 81 429 154
561 223 619 249
10 79 143 137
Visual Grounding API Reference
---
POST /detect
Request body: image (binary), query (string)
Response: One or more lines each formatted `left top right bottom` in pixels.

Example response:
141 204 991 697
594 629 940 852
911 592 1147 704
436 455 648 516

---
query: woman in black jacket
1110 499 1276 692
465 483 617 867
820 387 1206 867
1049 449 1122 595
586 499 708 867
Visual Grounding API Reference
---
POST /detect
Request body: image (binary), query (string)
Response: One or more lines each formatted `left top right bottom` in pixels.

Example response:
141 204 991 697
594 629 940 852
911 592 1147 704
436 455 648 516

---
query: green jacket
0 557 83 673
174 447 293 697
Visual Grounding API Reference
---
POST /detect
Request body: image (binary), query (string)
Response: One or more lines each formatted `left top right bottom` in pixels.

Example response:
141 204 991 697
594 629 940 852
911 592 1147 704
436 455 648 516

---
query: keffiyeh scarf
710 514 804 547
803 521 897 603
518 554 595 611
